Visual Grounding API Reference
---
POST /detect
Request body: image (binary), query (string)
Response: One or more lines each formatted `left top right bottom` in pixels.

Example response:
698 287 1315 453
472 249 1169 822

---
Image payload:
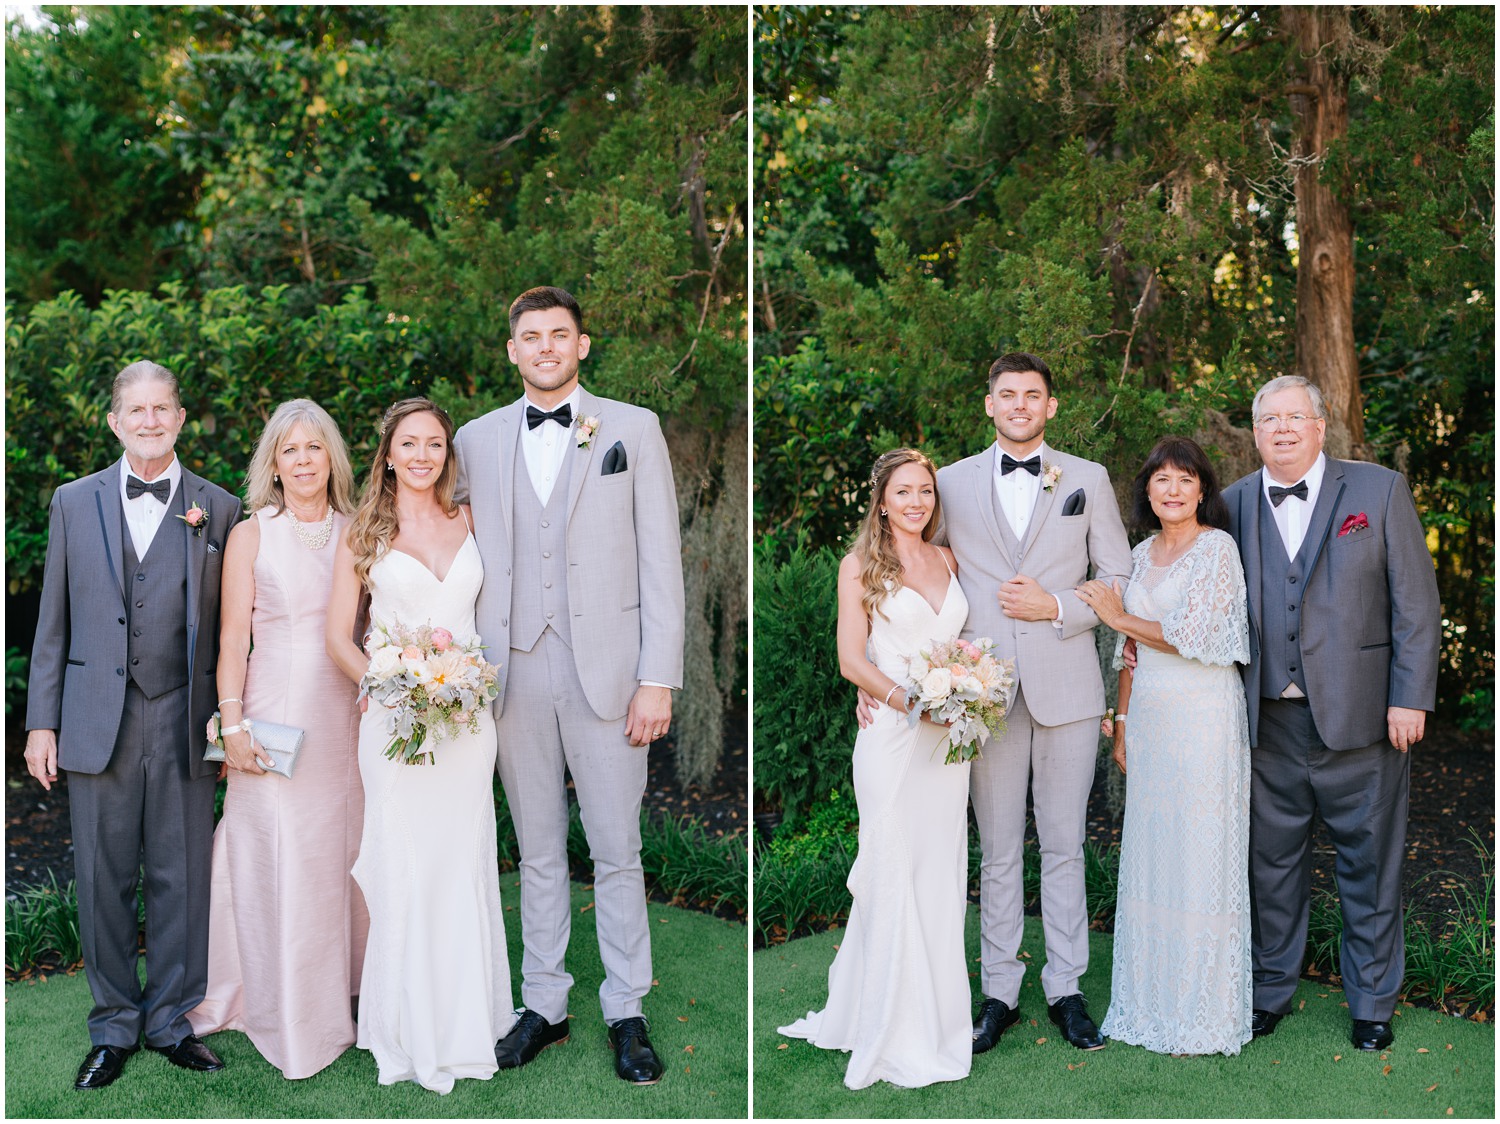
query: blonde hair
243 399 356 516
347 398 458 589
851 448 942 621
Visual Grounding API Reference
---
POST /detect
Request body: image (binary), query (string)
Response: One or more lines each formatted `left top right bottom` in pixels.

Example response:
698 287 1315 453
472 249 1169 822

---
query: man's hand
997 575 1058 621
1387 706 1426 753
855 688 877 729
1121 637 1138 669
626 685 673 748
24 729 58 791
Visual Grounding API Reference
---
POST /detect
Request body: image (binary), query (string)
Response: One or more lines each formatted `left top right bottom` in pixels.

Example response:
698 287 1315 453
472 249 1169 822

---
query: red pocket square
1338 512 1370 537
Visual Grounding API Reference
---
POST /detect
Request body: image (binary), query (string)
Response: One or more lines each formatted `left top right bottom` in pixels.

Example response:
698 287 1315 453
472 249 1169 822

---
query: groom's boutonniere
1041 462 1063 492
177 502 208 537
575 415 601 450
1338 511 1370 537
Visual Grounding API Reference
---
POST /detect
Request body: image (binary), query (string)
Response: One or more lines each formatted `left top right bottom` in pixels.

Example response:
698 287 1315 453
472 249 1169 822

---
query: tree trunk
1284 7 1364 459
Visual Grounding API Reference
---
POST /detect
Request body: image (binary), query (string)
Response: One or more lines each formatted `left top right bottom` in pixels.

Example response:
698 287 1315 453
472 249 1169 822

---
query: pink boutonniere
576 415 600 450
178 502 208 537
1041 462 1063 493
1338 512 1370 537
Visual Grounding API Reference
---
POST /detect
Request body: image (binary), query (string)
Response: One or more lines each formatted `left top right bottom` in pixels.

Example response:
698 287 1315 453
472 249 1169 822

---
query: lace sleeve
1160 530 1250 667
1110 540 1148 671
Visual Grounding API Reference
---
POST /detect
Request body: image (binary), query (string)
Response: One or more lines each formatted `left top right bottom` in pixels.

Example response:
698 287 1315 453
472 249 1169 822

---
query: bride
326 398 516 1093
779 448 973 1089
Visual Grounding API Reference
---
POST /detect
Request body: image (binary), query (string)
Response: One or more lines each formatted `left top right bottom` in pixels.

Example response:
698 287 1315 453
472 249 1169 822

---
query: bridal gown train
779 567 973 1089
353 531 516 1094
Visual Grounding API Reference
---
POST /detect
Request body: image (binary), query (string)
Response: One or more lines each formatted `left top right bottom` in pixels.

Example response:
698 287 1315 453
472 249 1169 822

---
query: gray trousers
495 630 652 1024
1250 697 1409 1021
67 682 217 1048
969 685 1100 1005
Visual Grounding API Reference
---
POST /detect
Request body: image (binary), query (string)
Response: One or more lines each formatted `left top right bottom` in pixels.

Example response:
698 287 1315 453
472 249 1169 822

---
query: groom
882 353 1132 1053
24 360 240 1089
453 286 685 1084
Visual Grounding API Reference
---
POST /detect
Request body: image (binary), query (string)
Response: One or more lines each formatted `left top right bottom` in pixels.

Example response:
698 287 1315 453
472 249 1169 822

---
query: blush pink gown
188 508 369 1079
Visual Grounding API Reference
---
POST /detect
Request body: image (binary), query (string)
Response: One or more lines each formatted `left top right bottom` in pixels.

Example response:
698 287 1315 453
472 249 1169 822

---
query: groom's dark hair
987 352 1054 397
508 285 584 337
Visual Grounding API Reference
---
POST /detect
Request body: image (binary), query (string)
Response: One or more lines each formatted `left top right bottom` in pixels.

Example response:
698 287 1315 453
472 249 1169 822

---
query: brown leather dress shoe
75 1044 136 1089
145 1034 224 1072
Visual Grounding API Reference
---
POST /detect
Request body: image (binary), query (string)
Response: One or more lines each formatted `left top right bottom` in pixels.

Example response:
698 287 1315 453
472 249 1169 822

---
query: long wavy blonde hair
347 398 458 588
242 398 356 516
851 448 942 621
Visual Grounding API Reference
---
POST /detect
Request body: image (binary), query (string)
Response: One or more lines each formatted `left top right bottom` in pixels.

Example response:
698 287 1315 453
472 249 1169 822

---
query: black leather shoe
1351 1019 1394 1051
145 1034 224 1072
75 1045 136 1090
608 1016 663 1084
1251 1009 1287 1039
1047 994 1105 1050
495 1009 570 1069
971 998 1021 1055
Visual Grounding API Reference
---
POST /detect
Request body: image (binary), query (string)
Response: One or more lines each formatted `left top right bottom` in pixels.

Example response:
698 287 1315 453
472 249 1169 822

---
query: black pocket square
601 440 628 476
1061 488 1086 517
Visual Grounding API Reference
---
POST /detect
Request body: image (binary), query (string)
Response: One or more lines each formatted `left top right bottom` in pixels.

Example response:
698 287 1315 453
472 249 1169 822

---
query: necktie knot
1000 454 1041 477
126 475 171 503
1269 480 1308 508
526 403 573 431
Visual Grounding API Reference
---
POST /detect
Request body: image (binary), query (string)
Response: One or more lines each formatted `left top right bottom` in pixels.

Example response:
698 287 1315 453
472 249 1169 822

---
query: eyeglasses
1253 413 1316 430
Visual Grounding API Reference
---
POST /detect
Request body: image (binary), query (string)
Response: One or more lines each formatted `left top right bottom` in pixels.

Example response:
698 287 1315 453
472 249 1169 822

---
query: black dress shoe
971 998 1021 1055
495 1009 570 1069
608 1016 663 1084
1351 1019 1394 1051
145 1034 224 1072
1047 994 1105 1050
75 1045 136 1090
1251 1008 1287 1039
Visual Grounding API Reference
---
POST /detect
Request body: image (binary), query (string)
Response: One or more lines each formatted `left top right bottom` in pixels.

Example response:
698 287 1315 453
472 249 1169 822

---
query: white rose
367 645 404 681
919 666 953 702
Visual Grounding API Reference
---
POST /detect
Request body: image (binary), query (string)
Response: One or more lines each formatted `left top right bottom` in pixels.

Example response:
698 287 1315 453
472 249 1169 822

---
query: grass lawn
756 914 1494 1118
6 879 747 1118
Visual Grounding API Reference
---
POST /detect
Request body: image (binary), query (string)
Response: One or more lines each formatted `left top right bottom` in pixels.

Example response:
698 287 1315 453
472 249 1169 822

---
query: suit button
506 568 511 576
1288 604 1297 612
541 520 550 528
542 551 551 559
133 630 142 638
136 600 145 608
131 658 140 666
544 581 552 589
501 618 508 626
1288 633 1296 642
118 617 126 625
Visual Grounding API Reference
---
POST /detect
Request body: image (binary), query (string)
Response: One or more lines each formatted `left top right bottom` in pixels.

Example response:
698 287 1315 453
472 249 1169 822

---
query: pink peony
183 504 207 527
430 627 453 652
401 645 423 661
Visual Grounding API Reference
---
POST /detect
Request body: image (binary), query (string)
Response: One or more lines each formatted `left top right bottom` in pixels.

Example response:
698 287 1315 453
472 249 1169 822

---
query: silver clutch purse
204 712 305 779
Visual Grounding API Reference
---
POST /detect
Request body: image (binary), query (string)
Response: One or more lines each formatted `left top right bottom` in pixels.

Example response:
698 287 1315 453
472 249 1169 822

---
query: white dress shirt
521 386 582 505
118 455 182 558
992 443 1065 630
1261 452 1327 561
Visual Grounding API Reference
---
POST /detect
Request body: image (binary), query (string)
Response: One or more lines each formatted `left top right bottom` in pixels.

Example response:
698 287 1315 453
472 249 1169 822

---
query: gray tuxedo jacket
935 443 1132 727
453 387 685 721
1224 458 1440 750
25 465 241 779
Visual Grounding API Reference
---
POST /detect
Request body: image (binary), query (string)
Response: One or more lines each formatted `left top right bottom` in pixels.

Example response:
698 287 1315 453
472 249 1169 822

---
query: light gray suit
1225 458 1440 1021
936 443 1131 1005
26 463 240 1047
454 387 684 1023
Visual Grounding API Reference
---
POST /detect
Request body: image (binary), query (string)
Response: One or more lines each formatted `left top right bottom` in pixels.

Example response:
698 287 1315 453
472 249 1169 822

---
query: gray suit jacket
936 443 1132 727
25 464 241 779
1224 458 1440 750
454 387 685 721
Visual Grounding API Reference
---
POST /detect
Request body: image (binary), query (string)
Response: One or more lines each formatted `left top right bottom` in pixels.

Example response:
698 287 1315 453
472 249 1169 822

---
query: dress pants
495 630 652 1024
67 682 217 1048
1250 697 1409 1021
969 684 1100 1005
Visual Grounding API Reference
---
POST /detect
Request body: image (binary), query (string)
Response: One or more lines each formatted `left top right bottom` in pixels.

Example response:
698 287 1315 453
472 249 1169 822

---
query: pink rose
402 645 423 661
430 627 453 652
184 504 206 527
947 663 968 679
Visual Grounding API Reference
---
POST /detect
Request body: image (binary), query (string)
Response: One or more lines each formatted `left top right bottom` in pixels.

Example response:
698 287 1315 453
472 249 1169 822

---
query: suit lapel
1299 458 1346 579
1241 481 1264 628
975 445 1018 557
1018 445 1058 561
565 387 602 523
93 471 126 604
180 471 209 669
497 401 522 545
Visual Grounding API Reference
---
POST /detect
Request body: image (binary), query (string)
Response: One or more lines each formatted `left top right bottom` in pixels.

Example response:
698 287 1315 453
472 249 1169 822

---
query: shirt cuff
640 681 674 691
1051 595 1065 632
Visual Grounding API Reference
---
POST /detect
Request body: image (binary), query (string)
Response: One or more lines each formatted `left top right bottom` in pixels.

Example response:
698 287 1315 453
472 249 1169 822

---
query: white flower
576 415 601 449
919 666 953 702
1041 462 1063 492
367 645 405 681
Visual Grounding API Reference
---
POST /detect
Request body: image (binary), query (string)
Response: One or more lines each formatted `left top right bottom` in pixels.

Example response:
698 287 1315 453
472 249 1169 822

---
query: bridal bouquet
900 636 1015 765
361 618 501 765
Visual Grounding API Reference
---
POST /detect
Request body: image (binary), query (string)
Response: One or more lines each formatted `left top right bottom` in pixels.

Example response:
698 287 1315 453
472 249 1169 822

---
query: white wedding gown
1099 528 1253 1055
353 532 517 1093
779 567 973 1089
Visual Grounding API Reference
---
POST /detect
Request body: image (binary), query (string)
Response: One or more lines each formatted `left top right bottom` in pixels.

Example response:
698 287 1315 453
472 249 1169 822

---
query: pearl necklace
289 507 335 551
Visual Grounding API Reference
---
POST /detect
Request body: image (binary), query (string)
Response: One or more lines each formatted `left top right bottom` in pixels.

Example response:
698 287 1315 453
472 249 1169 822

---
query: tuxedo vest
510 445 574 652
121 490 190 698
1257 494 1309 700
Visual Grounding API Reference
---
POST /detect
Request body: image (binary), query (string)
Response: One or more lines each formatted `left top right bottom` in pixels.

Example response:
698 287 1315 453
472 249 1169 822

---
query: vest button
1289 664 1298 673
117 668 124 676
544 581 552 589
541 520 550 529
542 551 551 559
130 658 139 666
1288 604 1296 612
546 612 554 620
136 573 147 581
1288 633 1296 642
136 600 145 608
133 629 142 638
501 618 508 626
1288 575 1298 584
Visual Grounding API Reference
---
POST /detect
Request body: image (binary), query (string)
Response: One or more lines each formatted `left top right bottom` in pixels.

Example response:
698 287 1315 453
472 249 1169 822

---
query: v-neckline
907 568 958 617
385 532 473 584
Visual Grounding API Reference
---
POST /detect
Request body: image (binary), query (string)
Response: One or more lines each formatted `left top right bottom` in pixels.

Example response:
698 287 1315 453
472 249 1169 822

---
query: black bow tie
1269 481 1308 507
126 475 171 503
1000 454 1041 477
526 403 573 430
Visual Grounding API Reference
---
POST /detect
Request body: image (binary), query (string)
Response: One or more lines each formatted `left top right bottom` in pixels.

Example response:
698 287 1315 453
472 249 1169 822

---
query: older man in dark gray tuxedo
24 361 241 1089
1223 374 1440 1053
